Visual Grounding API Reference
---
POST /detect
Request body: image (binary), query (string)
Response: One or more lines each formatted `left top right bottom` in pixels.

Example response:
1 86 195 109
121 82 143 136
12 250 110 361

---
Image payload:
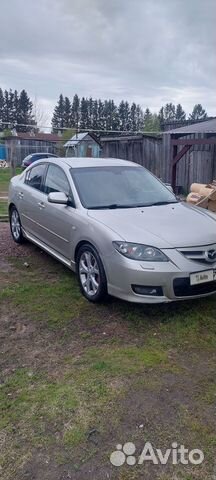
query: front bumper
105 248 216 303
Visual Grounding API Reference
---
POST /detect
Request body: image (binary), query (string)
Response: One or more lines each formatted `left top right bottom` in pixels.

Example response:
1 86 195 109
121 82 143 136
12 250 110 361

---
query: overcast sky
0 0 215 126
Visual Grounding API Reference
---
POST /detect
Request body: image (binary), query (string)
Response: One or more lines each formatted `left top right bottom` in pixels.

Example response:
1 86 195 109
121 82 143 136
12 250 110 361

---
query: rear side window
44 164 70 195
25 164 47 191
32 154 48 161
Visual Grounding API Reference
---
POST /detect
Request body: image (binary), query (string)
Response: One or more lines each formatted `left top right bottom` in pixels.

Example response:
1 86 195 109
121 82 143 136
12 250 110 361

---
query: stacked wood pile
187 181 216 211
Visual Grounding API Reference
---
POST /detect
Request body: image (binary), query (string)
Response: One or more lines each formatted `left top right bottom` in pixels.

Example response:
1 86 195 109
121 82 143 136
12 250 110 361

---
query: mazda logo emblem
205 250 216 263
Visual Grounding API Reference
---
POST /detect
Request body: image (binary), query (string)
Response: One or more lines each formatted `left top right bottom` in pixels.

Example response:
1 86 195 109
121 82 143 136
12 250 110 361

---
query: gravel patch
0 223 35 258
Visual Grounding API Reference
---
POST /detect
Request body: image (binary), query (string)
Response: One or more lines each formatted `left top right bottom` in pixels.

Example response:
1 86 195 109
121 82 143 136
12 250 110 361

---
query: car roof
41 157 140 168
31 153 57 156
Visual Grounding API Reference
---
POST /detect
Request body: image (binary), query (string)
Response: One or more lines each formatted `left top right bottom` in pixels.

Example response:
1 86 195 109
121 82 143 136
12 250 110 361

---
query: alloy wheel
11 209 21 241
79 251 100 297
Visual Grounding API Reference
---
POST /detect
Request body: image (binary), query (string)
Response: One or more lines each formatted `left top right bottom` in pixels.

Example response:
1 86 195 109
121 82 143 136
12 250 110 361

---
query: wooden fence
101 134 163 179
101 133 216 192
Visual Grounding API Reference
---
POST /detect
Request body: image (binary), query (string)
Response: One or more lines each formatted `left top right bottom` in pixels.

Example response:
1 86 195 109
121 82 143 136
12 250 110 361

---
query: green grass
83 344 168 374
0 272 88 329
0 343 168 457
0 167 21 194
116 294 216 352
1 253 216 478
0 200 8 216
3 256 216 345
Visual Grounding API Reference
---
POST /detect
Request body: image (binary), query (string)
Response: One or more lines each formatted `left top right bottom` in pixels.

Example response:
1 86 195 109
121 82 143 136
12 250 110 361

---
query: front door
40 163 75 259
86 146 92 157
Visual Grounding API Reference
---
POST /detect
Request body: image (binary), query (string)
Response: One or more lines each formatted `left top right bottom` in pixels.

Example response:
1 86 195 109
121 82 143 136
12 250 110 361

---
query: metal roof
4 132 61 142
64 132 89 147
64 132 102 148
166 118 216 135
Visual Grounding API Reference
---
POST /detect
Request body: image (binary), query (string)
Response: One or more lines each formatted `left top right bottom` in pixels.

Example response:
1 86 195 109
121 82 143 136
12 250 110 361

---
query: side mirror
165 183 174 194
48 192 68 205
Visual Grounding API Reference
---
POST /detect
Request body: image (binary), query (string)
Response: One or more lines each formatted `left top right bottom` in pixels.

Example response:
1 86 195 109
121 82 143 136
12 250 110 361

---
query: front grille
178 245 216 265
173 277 216 297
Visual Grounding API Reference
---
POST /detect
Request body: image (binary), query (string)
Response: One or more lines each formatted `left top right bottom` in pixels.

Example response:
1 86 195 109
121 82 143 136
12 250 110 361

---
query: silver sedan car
8 157 216 303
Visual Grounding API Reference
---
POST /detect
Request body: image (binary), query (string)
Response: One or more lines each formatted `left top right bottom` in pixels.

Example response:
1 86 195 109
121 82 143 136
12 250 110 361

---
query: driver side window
44 164 71 196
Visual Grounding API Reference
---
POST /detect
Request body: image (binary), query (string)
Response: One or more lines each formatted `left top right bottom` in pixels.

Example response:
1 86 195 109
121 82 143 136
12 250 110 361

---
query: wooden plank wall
163 133 216 192
102 134 216 192
101 136 163 179
5 140 57 165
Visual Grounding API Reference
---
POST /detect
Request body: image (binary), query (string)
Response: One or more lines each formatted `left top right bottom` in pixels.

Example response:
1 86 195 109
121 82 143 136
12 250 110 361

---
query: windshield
71 165 177 209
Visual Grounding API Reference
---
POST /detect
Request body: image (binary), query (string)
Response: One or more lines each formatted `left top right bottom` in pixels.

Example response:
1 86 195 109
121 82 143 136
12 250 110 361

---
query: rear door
20 163 48 239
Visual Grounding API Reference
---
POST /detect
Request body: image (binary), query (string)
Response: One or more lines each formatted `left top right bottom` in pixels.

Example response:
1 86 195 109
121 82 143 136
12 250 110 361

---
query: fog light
132 285 163 296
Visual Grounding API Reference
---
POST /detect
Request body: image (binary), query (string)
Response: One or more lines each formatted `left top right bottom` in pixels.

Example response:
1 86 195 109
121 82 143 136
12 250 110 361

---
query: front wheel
9 206 25 244
77 244 108 303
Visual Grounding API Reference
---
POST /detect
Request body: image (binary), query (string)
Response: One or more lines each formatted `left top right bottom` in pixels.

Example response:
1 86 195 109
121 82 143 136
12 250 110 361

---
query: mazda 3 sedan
8 157 216 303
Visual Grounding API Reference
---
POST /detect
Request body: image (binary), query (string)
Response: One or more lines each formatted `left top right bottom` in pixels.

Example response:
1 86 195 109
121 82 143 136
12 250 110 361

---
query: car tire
77 244 108 303
9 206 25 244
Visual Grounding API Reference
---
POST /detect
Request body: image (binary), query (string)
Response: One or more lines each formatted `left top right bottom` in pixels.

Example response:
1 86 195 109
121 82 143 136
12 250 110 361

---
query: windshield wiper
144 200 179 207
88 204 137 210
88 200 178 210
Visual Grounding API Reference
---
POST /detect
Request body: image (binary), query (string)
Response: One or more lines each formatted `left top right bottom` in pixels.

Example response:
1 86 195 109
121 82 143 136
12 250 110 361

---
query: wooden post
171 144 192 192
171 145 178 192
10 139 16 178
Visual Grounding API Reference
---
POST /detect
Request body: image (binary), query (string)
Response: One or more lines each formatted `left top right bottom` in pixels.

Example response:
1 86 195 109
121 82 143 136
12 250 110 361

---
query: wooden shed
101 119 216 193
165 118 216 192
4 132 60 166
64 132 101 158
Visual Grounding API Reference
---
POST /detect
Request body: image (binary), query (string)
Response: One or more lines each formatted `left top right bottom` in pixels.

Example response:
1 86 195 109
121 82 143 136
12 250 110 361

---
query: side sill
23 229 76 271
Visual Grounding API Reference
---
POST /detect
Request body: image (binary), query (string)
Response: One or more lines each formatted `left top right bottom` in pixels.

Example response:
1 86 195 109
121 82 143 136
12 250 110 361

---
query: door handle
18 192 24 199
38 201 45 209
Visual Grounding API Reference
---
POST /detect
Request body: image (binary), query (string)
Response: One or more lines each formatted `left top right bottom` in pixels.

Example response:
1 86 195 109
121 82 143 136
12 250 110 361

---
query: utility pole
10 139 16 178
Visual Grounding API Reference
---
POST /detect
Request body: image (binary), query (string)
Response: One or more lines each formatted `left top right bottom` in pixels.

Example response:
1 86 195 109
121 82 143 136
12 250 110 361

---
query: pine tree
175 104 186 121
118 101 126 130
8 89 15 124
144 111 160 133
52 94 65 131
3 90 10 128
92 99 98 129
80 97 89 129
129 103 137 131
164 103 176 121
103 100 110 130
0 88 4 130
151 114 160 132
158 107 165 129
64 96 71 128
17 89 33 131
13 90 19 125
189 104 207 121
103 100 117 130
97 100 105 131
136 105 144 131
143 108 152 130
88 97 94 129
124 101 130 131
71 94 80 128
110 100 119 131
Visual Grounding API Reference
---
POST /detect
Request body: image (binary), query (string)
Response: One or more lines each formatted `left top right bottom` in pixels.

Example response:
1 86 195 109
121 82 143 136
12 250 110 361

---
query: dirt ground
1 223 216 480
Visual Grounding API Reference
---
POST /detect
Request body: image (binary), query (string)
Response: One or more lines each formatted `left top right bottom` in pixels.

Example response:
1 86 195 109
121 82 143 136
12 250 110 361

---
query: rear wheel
77 244 107 303
9 206 25 244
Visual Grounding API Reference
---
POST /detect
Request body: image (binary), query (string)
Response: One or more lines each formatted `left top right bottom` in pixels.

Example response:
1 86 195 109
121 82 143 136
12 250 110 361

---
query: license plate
190 270 214 286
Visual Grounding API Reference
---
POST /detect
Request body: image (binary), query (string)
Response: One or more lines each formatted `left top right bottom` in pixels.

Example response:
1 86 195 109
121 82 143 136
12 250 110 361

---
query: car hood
88 202 216 248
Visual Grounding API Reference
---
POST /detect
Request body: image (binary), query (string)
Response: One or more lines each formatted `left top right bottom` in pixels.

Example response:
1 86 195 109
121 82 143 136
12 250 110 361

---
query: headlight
113 242 168 262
